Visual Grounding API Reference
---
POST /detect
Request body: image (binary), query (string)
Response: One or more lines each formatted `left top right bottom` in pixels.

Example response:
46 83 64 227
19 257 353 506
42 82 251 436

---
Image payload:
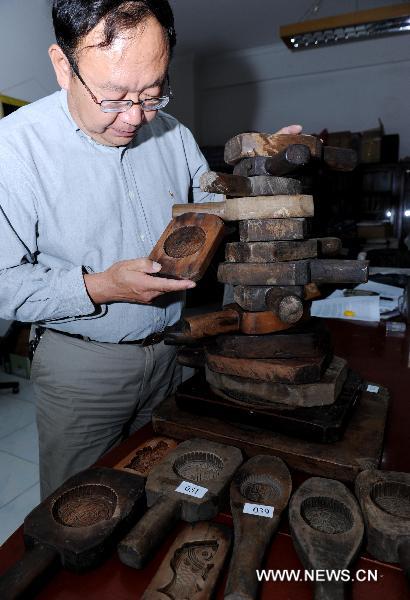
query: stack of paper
311 281 404 322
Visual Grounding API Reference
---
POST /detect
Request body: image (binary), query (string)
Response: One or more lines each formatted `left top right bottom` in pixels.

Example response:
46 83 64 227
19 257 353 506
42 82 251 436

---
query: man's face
65 16 169 147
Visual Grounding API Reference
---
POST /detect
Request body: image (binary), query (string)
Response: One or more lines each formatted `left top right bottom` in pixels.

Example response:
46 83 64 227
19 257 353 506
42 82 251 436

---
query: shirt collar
58 88 127 151
59 89 81 132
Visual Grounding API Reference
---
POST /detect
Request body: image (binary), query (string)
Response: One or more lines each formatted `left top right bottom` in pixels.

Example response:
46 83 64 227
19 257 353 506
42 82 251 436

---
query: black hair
52 0 176 66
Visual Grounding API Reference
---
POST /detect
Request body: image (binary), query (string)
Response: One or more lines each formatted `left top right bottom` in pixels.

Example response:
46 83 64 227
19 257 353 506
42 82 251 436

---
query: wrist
83 271 110 304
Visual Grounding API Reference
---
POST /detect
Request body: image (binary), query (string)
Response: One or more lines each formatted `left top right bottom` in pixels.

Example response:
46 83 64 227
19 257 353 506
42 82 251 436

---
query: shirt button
140 234 145 241
129 192 134 200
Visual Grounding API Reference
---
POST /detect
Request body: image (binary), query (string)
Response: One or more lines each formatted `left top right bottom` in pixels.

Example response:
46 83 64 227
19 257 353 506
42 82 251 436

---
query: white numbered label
243 503 274 518
175 481 208 499
367 384 379 394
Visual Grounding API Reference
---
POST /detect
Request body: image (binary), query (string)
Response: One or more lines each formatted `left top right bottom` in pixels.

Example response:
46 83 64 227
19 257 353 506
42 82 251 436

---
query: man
0 0 301 498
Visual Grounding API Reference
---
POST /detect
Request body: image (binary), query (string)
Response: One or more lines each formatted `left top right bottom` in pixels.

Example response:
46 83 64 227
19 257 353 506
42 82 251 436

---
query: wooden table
1 320 409 599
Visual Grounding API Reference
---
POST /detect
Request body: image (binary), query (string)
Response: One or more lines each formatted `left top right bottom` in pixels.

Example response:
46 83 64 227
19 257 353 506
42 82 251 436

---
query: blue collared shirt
0 90 220 342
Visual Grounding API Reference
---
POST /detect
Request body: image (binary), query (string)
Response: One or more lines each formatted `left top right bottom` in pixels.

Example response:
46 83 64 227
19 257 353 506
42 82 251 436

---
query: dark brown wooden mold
218 260 311 286
289 477 364 600
310 259 369 284
175 369 362 444
231 144 357 175
225 239 317 263
0 467 146 600
205 356 346 408
224 133 322 165
176 346 206 369
239 218 308 242
233 145 311 177
153 382 389 481
117 438 242 569
149 213 225 281
114 437 178 478
314 237 343 257
199 171 302 196
164 304 298 341
355 469 410 579
233 284 305 317
322 146 357 172
142 522 232 600
218 259 368 286
205 348 330 384
224 455 292 600
215 319 331 359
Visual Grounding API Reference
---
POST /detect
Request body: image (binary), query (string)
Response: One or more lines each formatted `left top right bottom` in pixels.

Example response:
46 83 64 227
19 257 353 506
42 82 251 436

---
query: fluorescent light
280 3 410 50
404 210 410 217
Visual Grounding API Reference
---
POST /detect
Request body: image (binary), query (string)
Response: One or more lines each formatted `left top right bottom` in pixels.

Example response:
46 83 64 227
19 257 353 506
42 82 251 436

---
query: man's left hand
275 124 303 135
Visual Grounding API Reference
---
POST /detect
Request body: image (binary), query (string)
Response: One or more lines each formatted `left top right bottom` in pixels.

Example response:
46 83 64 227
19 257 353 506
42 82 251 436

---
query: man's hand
275 125 303 135
83 258 196 305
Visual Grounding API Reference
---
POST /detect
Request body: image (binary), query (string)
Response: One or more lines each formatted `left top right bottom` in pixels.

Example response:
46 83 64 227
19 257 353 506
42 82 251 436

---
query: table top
1 319 409 599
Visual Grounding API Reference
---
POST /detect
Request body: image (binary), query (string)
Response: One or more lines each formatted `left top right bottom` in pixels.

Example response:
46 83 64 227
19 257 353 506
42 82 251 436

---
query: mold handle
398 539 410 580
117 496 180 569
224 526 277 600
315 581 345 600
0 543 58 600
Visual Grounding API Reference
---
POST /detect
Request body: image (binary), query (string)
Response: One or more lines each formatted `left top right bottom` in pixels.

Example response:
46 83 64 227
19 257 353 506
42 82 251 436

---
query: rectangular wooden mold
114 437 178 478
199 171 302 196
218 260 369 286
233 285 305 312
149 213 225 281
218 261 310 286
153 383 389 481
142 522 232 599
225 240 317 263
205 356 347 407
215 318 331 359
239 218 308 241
176 370 361 444
224 133 322 165
205 349 330 384
172 195 314 221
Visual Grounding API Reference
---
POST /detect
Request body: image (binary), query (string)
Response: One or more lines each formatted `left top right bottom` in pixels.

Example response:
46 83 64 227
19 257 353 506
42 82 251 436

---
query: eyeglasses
70 62 173 113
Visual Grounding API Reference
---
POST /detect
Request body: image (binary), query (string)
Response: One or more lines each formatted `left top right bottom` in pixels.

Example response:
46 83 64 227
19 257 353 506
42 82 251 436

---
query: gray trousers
30 330 180 499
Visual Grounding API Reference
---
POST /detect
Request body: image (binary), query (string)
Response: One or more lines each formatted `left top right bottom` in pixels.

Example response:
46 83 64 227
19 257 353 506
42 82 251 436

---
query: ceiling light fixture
280 3 410 50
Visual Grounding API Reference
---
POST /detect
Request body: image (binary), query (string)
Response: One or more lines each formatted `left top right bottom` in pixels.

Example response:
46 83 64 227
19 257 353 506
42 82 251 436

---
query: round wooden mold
239 473 282 505
52 484 118 528
164 226 206 258
172 451 224 483
300 496 354 535
371 481 410 520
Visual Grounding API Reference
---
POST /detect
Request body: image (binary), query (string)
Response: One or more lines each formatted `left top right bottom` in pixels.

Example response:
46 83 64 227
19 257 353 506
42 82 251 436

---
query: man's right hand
83 258 196 305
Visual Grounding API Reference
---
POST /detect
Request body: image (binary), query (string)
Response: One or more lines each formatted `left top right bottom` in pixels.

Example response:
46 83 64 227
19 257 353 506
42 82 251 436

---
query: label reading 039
175 481 208 499
243 502 275 518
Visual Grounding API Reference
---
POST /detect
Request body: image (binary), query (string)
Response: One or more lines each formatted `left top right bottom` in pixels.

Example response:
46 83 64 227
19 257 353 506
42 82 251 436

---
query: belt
47 329 165 347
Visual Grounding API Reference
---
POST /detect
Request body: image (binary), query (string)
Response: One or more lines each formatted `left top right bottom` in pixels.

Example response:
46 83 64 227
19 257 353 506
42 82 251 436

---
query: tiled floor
0 369 40 546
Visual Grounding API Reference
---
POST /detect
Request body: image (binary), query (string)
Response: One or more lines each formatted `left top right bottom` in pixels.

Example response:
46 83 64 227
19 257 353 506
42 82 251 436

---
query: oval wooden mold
290 477 364 600
52 484 118 528
225 455 292 600
355 469 410 576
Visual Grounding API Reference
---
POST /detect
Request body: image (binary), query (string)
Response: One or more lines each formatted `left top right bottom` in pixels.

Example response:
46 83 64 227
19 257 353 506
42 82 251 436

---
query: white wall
0 0 57 102
0 0 196 130
197 36 410 158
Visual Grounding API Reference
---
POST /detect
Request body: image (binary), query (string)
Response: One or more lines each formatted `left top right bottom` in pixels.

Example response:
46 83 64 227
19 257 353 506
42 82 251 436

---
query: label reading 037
175 481 208 499
243 502 275 518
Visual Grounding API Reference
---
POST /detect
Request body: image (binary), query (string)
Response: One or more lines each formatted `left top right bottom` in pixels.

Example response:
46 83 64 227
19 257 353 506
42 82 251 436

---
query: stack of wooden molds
170 133 368 443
